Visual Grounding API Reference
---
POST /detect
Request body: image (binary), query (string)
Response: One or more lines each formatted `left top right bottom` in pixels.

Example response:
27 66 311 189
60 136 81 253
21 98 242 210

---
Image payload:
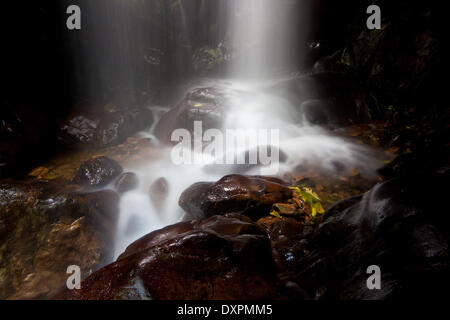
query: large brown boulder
179 175 292 221
60 214 277 300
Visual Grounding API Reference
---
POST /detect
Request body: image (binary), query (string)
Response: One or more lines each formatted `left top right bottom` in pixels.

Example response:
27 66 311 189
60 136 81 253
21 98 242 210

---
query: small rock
73 156 123 187
149 177 169 212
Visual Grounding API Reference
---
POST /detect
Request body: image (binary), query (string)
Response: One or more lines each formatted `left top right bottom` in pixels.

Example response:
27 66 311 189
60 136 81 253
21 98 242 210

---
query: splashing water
113 78 382 258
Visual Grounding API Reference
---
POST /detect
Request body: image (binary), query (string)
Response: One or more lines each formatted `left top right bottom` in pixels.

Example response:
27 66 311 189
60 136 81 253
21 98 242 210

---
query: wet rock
272 203 298 216
257 217 307 273
154 87 226 144
283 171 450 299
178 181 214 220
94 112 128 147
149 177 169 212
94 108 154 148
59 108 154 148
0 178 119 299
59 115 99 145
115 172 138 194
73 156 123 187
59 214 277 300
179 174 292 221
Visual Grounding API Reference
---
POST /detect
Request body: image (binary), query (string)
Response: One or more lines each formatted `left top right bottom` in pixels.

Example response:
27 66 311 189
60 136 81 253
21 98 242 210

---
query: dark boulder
257 216 307 274
179 174 292 221
59 214 277 300
94 108 154 147
73 156 123 187
59 108 154 148
282 171 450 299
59 115 99 145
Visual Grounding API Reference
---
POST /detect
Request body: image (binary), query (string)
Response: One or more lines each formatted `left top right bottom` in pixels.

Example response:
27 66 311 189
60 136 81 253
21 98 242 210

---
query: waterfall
112 0 382 259
227 0 304 78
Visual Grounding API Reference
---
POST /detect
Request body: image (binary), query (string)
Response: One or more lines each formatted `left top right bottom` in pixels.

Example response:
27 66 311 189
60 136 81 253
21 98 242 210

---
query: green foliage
192 46 224 74
289 187 325 217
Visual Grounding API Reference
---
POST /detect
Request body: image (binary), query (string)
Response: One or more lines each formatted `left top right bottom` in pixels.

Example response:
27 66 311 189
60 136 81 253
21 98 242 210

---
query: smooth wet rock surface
60 214 277 300
179 174 292 221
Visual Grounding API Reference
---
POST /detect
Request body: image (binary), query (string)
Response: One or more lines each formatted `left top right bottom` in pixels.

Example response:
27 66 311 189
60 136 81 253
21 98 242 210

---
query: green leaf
289 186 325 217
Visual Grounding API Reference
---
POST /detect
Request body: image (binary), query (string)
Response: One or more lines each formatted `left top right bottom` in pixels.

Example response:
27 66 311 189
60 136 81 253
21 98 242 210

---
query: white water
228 0 305 78
112 1 382 258
113 79 382 258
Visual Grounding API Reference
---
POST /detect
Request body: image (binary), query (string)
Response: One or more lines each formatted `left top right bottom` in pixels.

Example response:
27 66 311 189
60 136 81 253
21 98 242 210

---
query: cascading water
113 0 383 258
227 0 304 78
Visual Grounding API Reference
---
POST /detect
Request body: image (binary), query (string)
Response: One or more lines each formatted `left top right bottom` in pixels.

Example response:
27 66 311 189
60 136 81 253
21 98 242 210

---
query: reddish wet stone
59 214 277 300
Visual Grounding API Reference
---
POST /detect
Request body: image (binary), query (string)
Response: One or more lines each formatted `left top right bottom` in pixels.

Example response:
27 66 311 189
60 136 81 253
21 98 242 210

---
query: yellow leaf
270 211 283 219
289 186 324 217
302 187 321 201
